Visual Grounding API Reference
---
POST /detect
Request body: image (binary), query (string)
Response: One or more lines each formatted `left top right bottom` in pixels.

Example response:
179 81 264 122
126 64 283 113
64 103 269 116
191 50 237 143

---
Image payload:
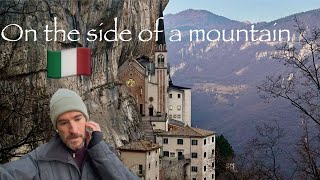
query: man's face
56 111 86 150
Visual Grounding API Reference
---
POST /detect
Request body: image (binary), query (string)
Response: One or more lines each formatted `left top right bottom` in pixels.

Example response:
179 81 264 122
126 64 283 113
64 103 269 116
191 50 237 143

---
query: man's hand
85 121 101 146
85 121 101 132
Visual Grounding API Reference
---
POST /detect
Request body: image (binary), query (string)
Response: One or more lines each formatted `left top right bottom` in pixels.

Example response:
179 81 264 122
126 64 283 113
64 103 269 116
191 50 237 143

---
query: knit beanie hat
50 88 89 129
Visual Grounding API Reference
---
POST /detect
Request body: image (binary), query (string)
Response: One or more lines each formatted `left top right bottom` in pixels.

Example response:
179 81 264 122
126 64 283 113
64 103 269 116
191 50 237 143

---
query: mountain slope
164 8 320 153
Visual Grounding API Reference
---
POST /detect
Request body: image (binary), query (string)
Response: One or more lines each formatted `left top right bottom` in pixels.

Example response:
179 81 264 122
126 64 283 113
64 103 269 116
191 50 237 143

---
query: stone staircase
141 116 155 142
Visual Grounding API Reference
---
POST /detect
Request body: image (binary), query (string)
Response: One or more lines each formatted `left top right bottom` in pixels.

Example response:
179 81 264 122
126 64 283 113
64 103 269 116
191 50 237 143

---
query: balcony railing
161 153 191 160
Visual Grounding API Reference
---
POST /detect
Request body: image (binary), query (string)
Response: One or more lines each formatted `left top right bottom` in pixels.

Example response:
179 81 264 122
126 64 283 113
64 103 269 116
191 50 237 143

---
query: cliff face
0 0 168 157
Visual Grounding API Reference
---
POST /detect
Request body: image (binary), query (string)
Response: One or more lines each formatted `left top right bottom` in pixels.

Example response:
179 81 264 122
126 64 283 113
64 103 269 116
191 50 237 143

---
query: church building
118 2 191 129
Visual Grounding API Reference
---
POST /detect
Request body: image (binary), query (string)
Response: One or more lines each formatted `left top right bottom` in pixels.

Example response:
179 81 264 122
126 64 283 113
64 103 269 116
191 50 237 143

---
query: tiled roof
118 139 161 152
158 125 216 138
153 129 166 134
168 84 191 90
168 119 185 127
169 80 191 90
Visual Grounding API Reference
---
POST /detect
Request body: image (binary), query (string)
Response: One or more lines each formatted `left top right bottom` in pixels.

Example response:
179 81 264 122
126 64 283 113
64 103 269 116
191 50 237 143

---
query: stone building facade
156 125 216 180
119 139 161 180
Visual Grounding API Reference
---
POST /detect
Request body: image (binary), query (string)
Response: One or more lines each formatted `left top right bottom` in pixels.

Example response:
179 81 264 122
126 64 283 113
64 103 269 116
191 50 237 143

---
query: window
169 94 172 98
156 149 158 153
177 139 183 145
193 178 196 180
163 138 168 144
149 152 150 155
191 166 198 172
156 161 158 167
192 140 198 145
163 151 169 157
177 114 181 118
212 174 214 179
212 149 215 155
204 178 206 180
204 165 206 171
191 153 198 158
177 105 181 110
169 105 173 110
204 152 207 158
173 115 177 118
170 152 175 157
204 139 206 145
178 94 181 98
212 162 215 168
149 163 150 169
139 164 143 174
212 136 215 143
168 115 172 118
158 54 164 66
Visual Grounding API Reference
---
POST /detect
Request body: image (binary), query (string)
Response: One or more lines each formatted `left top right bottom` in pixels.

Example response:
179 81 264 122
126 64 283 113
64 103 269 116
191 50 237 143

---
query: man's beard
66 134 85 150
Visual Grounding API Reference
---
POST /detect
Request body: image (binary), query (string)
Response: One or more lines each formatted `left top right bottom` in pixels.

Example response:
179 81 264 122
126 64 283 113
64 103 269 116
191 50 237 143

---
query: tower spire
156 0 166 52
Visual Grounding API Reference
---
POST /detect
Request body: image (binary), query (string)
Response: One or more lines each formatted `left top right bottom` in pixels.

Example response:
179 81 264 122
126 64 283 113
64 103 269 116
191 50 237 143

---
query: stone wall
161 159 191 180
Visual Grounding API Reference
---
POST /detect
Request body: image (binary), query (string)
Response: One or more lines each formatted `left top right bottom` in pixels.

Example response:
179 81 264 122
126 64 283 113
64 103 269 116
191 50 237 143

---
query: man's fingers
85 121 101 132
85 130 91 145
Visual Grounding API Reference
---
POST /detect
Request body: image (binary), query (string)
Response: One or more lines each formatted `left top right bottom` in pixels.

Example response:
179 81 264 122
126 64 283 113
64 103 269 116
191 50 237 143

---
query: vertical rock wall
0 0 168 152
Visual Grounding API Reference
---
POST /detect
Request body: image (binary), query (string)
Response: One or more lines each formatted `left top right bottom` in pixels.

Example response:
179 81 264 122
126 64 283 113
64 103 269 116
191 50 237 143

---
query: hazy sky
164 0 320 23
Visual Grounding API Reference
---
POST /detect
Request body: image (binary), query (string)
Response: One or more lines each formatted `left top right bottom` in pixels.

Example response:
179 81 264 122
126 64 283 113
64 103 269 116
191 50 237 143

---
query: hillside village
117 3 217 180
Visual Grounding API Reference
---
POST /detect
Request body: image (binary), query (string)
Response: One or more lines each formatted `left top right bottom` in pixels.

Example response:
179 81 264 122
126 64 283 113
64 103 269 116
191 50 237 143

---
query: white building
156 125 216 180
167 81 192 126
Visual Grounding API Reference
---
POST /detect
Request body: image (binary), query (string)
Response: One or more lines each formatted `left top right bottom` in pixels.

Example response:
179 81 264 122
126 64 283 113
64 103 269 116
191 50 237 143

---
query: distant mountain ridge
165 9 245 31
255 8 320 30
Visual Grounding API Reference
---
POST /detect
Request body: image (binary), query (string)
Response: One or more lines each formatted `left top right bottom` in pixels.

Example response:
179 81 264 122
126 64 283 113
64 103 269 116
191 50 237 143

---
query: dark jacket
0 135 139 180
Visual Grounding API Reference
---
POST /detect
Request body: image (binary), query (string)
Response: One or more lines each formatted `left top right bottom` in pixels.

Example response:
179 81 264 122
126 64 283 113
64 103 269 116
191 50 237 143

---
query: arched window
157 54 164 66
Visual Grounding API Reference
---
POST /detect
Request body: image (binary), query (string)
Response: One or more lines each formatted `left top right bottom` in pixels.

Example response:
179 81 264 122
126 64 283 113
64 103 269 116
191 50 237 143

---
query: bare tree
256 17 320 179
236 121 291 180
291 119 320 179
258 17 320 126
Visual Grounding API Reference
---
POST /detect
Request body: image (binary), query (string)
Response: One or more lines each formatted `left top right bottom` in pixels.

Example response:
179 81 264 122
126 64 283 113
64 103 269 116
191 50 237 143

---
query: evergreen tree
216 135 234 159
215 134 235 179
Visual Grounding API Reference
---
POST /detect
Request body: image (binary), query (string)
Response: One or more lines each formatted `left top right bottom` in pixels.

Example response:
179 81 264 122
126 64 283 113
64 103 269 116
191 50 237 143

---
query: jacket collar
37 134 75 164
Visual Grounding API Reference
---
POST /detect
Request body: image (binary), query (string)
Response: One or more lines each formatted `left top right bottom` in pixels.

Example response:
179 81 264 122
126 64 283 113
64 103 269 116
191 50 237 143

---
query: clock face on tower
126 78 136 87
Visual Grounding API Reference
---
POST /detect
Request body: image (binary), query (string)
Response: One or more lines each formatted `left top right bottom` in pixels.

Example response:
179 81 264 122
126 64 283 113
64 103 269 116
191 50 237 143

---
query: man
0 88 139 180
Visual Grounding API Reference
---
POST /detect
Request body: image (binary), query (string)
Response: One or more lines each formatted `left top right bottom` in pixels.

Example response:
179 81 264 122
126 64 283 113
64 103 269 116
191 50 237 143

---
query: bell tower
155 1 168 114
